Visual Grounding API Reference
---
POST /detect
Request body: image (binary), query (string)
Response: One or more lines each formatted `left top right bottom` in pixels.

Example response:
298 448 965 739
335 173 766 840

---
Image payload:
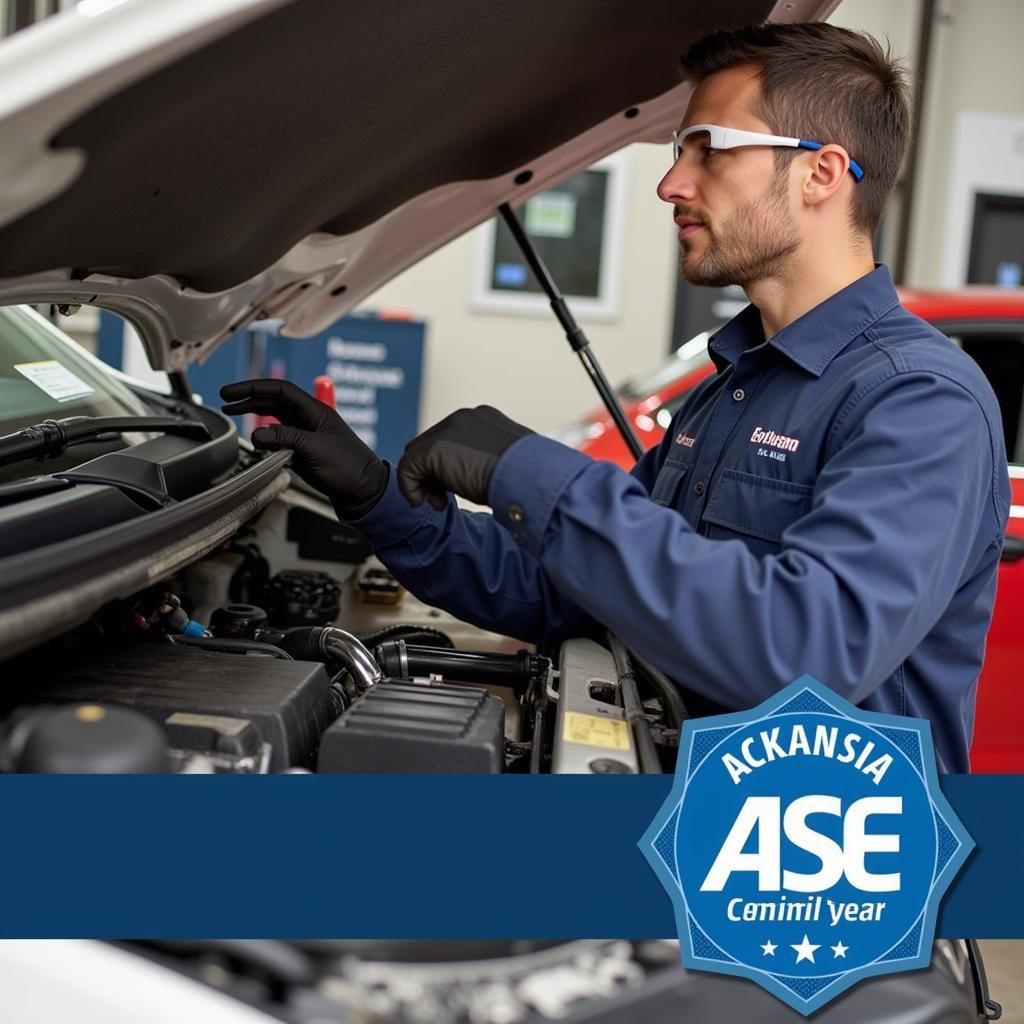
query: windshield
0 305 150 432
0 305 154 483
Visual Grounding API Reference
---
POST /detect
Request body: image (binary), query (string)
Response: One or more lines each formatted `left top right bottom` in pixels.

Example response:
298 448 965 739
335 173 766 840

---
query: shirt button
508 504 525 523
693 482 705 496
732 388 746 402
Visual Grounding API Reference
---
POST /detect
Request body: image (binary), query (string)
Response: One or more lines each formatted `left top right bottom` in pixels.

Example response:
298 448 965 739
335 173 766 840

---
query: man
222 23 1009 772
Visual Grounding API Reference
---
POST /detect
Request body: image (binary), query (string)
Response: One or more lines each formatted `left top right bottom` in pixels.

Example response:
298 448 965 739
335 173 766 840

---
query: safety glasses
671 123 864 182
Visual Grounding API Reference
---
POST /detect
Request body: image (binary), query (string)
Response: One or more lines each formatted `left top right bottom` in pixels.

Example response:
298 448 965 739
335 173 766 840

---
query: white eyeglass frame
671 123 864 181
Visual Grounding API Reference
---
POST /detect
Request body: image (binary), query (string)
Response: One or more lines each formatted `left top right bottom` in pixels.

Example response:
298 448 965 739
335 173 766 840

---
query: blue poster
261 314 425 465
97 311 425 466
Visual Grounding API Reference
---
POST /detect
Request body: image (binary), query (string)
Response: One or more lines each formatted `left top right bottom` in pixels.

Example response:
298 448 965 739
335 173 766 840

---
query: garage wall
827 0 920 78
833 0 1024 288
906 0 1024 286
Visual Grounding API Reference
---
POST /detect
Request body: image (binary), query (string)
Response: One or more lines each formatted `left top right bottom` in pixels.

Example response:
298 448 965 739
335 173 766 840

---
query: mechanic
222 23 1009 773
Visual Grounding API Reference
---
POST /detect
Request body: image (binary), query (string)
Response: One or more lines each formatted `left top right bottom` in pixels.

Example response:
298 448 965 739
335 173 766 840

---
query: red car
556 288 1024 773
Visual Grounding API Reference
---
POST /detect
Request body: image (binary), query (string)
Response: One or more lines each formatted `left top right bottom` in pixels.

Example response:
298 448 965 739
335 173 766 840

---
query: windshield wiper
0 415 211 469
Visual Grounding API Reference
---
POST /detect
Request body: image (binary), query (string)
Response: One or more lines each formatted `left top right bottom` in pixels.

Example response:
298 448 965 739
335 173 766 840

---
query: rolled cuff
488 434 593 556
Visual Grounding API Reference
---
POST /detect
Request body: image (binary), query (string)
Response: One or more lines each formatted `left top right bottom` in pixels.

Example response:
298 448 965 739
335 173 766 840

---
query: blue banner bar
0 775 1018 938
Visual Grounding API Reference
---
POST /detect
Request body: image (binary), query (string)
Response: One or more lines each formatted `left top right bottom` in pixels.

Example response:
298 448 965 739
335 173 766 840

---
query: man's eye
703 146 719 158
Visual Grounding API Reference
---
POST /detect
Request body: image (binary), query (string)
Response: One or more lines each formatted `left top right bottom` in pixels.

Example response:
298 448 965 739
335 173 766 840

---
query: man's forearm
346 467 601 646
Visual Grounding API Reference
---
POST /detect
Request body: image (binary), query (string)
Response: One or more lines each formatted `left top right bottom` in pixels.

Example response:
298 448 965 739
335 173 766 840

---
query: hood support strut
497 203 644 463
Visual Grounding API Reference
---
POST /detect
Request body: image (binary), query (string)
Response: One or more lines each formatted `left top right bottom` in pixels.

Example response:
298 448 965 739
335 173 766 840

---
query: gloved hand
220 379 388 518
397 405 533 511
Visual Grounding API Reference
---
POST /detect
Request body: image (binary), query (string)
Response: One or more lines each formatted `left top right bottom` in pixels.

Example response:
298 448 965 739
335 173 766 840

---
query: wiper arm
0 416 211 469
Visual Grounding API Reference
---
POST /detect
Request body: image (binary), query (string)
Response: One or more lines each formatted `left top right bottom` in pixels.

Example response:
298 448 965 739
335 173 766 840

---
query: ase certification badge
639 675 973 1014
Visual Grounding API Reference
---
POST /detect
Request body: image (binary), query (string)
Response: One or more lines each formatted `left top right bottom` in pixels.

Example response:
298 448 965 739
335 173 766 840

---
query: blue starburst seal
638 675 973 1015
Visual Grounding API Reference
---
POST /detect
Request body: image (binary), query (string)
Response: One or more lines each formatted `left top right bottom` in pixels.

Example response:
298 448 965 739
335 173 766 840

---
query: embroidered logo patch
750 426 800 452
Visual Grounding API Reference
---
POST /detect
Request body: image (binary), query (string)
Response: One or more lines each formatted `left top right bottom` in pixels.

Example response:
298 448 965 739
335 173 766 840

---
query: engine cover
317 680 504 773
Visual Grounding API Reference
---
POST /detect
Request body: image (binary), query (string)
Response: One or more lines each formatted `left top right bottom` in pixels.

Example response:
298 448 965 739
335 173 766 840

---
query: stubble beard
679 172 800 289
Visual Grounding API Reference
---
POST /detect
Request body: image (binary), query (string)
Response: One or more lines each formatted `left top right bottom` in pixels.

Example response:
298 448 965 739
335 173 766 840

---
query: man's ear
802 145 851 208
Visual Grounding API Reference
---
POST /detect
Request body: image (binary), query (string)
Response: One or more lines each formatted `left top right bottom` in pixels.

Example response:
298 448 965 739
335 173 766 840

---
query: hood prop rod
498 203 644 462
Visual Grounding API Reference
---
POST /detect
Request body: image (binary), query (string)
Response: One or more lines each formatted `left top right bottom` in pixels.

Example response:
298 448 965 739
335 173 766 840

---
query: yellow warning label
563 711 631 751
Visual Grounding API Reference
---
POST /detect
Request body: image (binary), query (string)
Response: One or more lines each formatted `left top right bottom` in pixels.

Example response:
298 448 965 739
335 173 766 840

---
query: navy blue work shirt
350 265 1010 772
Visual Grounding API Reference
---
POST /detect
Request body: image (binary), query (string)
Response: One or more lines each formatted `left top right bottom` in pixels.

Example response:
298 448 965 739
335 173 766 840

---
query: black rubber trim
930 319 1024 338
1000 534 1024 563
0 476 75 509
0 450 291 612
0 482 147 557
55 410 238 506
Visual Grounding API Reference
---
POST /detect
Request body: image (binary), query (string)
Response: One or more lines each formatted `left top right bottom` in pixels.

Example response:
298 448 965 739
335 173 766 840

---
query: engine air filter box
3 643 335 771
317 680 504 773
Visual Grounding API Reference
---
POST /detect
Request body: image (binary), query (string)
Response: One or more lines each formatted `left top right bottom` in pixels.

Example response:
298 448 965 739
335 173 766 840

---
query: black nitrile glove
220 379 388 518
397 405 533 511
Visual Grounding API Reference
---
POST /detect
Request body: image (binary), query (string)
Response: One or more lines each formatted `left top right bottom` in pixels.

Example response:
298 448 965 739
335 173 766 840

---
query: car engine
0 937 973 1024
0 482 680 775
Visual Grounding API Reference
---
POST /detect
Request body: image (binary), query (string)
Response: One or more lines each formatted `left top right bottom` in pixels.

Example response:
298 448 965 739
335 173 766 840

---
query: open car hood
0 0 836 371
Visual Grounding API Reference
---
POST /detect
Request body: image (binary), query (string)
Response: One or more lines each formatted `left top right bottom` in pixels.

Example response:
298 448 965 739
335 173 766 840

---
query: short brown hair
680 23 911 236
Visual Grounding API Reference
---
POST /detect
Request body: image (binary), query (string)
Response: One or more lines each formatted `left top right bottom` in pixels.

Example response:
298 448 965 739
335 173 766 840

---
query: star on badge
761 940 777 957
792 935 820 964
831 942 849 959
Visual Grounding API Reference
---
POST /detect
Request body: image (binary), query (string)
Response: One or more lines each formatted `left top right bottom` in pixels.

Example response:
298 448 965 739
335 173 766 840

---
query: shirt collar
708 264 901 378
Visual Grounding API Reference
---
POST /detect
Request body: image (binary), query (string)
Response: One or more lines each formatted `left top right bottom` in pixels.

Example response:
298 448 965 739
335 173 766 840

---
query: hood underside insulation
0 0 770 293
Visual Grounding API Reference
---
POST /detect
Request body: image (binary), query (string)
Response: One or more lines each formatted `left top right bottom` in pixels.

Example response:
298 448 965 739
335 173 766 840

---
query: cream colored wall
907 0 1024 285
832 0 1024 287
827 0 920 67
361 142 679 433
826 1 921 266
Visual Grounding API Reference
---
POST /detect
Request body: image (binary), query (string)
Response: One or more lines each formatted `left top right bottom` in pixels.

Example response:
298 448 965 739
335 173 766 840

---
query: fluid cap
18 704 169 773
209 603 268 639
314 376 336 410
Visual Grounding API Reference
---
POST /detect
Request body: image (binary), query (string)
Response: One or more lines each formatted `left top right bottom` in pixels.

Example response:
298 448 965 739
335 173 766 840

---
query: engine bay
0 482 682 774
48 937 970 1024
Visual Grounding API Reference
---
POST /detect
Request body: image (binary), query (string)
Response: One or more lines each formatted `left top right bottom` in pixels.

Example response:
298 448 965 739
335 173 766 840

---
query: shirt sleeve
344 465 602 645
488 370 1007 708
343 417 680 646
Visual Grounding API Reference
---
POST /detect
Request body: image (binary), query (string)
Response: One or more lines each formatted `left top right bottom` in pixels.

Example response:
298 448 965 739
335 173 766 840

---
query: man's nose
657 156 698 206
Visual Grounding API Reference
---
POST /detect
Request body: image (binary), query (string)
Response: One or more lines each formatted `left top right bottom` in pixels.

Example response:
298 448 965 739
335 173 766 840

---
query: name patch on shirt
750 426 800 453
676 433 697 448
